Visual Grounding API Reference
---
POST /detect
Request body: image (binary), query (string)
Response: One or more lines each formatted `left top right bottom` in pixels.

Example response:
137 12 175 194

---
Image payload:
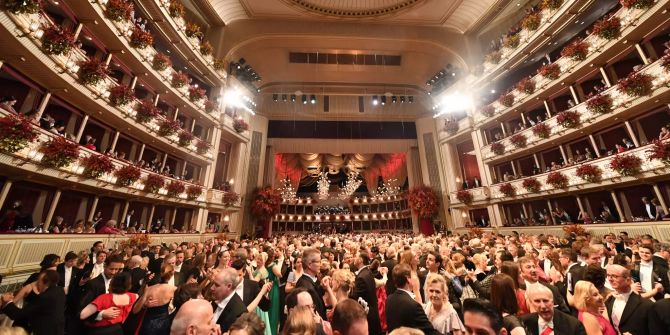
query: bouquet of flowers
469 227 484 237
538 63 561 80
491 142 505 155
80 154 115 178
0 114 38 153
196 140 211 155
41 26 76 55
647 139 670 166
408 185 439 218
188 86 205 102
575 163 602 183
542 0 563 10
546 171 569 189
213 58 226 72
456 190 473 205
119 234 151 248
485 51 502 64
106 0 133 22
560 38 590 61
77 58 109 86
130 27 153 49
480 105 495 117
114 164 141 187
233 118 249 133
152 52 172 71
200 41 213 56
563 224 586 236
223 191 240 207
166 180 186 197
157 119 181 137
168 0 185 18
510 133 527 148
532 122 551 139
556 110 581 129
39 137 80 168
609 153 642 176
516 77 536 94
204 99 218 113
498 93 514 107
178 130 193 147
620 0 655 10
171 71 189 88
186 184 203 200
522 13 542 31
251 186 282 220
4 0 43 14
522 177 541 193
592 15 621 40
585 93 613 114
109 84 134 107
444 120 459 134
498 183 516 197
617 72 654 97
144 174 165 193
503 34 520 49
184 22 203 39
135 99 160 123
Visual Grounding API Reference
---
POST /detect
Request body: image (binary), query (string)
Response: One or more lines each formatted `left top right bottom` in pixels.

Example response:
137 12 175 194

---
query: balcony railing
449 187 490 206
207 189 242 209
438 116 473 142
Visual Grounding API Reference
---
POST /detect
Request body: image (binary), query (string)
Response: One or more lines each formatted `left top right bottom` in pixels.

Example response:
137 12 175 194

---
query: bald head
170 299 215 335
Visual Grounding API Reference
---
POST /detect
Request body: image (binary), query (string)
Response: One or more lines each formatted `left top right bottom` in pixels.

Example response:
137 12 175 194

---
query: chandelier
338 172 363 200
278 178 296 202
317 172 330 200
374 178 401 200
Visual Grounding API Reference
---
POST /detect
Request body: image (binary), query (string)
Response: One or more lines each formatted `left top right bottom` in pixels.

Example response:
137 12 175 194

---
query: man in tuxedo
463 298 508 335
57 251 80 295
560 248 583 295
295 248 327 319
649 298 670 334
123 210 134 229
174 250 185 273
89 241 105 265
605 264 653 335
519 257 570 314
126 255 146 293
599 201 619 222
231 259 271 310
642 197 656 220
162 253 185 287
634 244 668 301
170 299 220 335
385 263 438 335
350 251 382 335
521 284 586 335
210 268 246 333
381 246 398 295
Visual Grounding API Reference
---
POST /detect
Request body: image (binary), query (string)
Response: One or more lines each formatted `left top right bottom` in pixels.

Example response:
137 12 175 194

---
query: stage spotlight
310 95 316 104
302 95 307 104
400 96 406 103
408 96 414 103
290 94 296 102
372 95 379 106
272 94 278 102
381 96 387 105
282 94 287 102
392 96 397 103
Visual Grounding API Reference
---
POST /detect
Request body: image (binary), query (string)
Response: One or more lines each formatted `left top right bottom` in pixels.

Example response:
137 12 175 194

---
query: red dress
88 293 137 327
516 289 529 316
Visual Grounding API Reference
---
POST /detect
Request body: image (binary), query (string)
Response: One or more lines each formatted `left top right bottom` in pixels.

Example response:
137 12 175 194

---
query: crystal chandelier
338 172 362 200
278 178 296 202
375 178 401 200
317 172 330 200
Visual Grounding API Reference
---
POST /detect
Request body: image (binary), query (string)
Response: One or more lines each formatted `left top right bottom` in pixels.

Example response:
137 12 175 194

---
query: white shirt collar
397 288 415 299
213 293 235 322
538 317 554 332
235 279 244 299
355 265 368 276
614 290 632 301
304 272 318 283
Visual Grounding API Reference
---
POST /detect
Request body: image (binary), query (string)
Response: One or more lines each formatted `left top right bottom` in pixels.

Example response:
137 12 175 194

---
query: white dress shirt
538 317 554 335
64 266 73 294
91 263 104 279
212 293 234 322
646 204 654 219
174 263 182 273
611 290 632 331
639 261 654 293
235 279 244 300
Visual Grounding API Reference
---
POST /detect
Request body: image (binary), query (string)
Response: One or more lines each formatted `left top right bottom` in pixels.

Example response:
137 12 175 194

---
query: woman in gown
265 249 282 335
131 264 176 335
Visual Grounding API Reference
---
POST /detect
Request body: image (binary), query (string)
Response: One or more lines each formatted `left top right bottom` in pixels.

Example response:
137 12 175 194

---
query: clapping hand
261 281 273 294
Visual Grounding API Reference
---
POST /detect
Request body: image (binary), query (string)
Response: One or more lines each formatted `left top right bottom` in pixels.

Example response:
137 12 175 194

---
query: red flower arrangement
196 140 211 155
105 0 133 22
456 190 473 205
130 27 153 49
503 35 520 49
251 186 282 220
213 58 226 72
560 38 590 61
563 224 586 236
585 93 613 114
135 99 160 123
546 171 569 189
491 142 505 155
77 58 110 86
609 153 642 176
510 133 528 148
80 154 115 178
223 190 240 207
556 110 581 129
480 105 495 117
542 0 563 10
109 84 134 107
444 120 459 134
0 114 38 153
620 0 654 10
522 177 541 193
114 164 141 187
233 118 249 133
178 130 193 147
41 25 76 55
119 233 151 248
166 180 186 197
39 137 80 168
152 52 172 72
188 86 206 102
186 184 203 200
171 71 189 88
468 227 484 237
144 174 165 193
575 163 602 183
522 13 542 31
158 119 181 137
485 51 502 64
498 93 515 107
592 15 621 40
538 63 561 80
200 41 213 56
205 99 218 113
647 139 670 166
533 123 551 139
184 22 203 39
516 77 536 94
617 72 654 97
408 185 439 218
498 183 516 197
168 0 185 18
5 0 43 14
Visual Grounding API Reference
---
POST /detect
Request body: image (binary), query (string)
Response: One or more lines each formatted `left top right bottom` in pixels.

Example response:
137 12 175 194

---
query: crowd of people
0 229 669 335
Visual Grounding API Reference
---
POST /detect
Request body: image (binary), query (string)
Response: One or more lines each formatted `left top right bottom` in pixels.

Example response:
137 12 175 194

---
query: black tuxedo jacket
56 264 81 290
605 292 653 335
295 274 327 319
215 294 247 333
643 203 657 219
632 262 670 301
78 275 107 310
242 278 270 311
385 290 438 335
566 263 585 294
521 310 586 335
539 282 570 315
128 267 147 293
649 298 670 334
349 267 382 334
2 285 66 335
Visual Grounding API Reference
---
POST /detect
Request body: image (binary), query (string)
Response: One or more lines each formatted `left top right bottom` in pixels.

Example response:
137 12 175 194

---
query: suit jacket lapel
605 296 614 324
619 293 640 325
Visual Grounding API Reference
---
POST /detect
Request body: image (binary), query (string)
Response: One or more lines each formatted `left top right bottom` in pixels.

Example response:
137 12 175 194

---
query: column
137 144 146 162
569 85 580 104
576 196 585 213
72 23 84 41
160 153 168 171
109 131 120 153
75 115 89 143
652 184 668 213
43 189 62 230
520 112 528 126
153 94 160 106
500 122 507 137
558 145 568 163
624 121 640 147
190 119 196 132
146 205 156 230
173 108 179 121
0 180 13 210
170 208 178 230
510 161 517 176
599 67 612 87
589 135 601 157
543 100 552 117
129 76 138 90
610 191 625 223
533 154 540 169
104 53 113 67
120 200 130 227
88 196 99 221
635 43 650 65
33 92 52 121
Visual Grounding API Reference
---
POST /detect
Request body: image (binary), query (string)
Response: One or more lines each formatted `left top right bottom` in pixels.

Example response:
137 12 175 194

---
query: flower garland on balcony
575 163 602 183
516 77 536 94
647 140 670 166
223 190 240 207
617 72 654 97
510 133 527 148
186 184 202 200
41 26 76 56
171 71 189 88
490 142 504 155
130 27 154 49
609 153 642 176
556 110 581 129
200 41 213 56
498 183 516 197
109 84 134 107
0 114 38 153
4 0 43 14
538 63 561 80
184 22 203 39
168 0 185 18
546 171 569 189
157 119 181 137
620 0 655 10
213 58 226 72
188 86 205 102
233 118 249 133
204 99 218 113
119 233 151 248
522 13 542 31
522 177 541 193
39 137 79 168
152 52 172 72
251 186 281 220
135 99 160 123
480 105 495 118
498 92 515 108
114 164 141 187
80 154 115 179
585 93 613 114
105 0 134 22
542 0 563 10
166 180 186 197
592 15 621 40
532 123 551 139
408 186 439 218
77 58 110 86
144 174 165 193
456 190 473 205
560 38 590 61
178 130 193 147
563 224 586 237
485 51 502 65
196 140 211 155
503 34 520 49
444 119 459 135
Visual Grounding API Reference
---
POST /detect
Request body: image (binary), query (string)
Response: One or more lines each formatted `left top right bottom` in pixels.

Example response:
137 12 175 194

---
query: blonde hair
573 280 597 311
283 306 316 335
423 273 450 307
472 253 487 268
389 327 425 335
331 269 355 296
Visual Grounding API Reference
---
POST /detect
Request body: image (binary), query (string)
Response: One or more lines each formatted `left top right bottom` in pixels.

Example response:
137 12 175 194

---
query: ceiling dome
281 0 425 18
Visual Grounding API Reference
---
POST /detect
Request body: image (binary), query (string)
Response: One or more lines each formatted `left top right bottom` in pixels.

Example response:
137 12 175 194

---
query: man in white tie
521 284 585 335
170 299 220 335
210 268 246 333
90 251 107 279
635 244 667 301
605 264 653 335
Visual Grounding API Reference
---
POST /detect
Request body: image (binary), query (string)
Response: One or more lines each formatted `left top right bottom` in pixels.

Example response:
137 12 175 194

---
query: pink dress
578 311 617 335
